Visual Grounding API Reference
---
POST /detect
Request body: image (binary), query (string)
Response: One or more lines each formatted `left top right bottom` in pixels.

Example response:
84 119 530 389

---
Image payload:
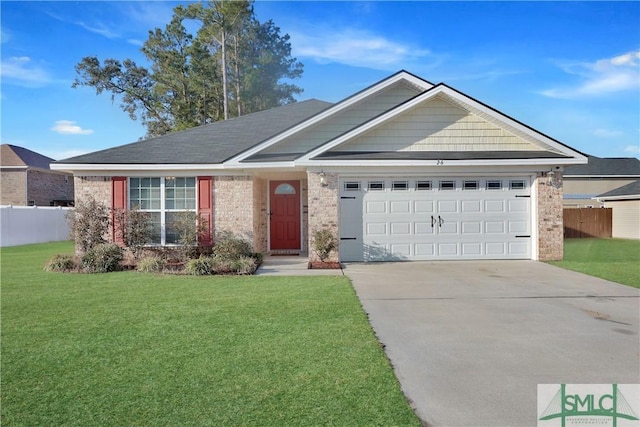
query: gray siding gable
57 100 332 165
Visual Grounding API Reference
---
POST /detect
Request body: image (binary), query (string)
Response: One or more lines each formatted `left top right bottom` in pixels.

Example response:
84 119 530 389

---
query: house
563 156 640 208
593 180 640 239
1 144 74 206
52 71 588 262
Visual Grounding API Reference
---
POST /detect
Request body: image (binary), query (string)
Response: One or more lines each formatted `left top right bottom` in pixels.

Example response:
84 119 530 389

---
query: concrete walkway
255 256 344 276
343 261 640 427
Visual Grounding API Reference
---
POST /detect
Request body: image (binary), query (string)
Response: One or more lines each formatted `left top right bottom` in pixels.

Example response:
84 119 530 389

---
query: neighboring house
52 71 587 262
593 180 640 239
1 144 74 206
563 156 640 208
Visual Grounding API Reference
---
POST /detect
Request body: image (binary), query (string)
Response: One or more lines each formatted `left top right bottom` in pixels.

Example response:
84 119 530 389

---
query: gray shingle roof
564 156 640 176
596 180 640 198
313 150 570 161
57 99 332 164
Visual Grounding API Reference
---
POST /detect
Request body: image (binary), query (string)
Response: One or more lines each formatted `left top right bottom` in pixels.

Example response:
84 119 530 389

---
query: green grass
1 241 419 426
548 238 640 288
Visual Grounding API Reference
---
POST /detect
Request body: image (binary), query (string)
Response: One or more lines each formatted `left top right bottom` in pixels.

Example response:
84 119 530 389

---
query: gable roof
56 99 332 165
595 180 640 200
1 144 54 169
296 83 585 165
564 156 640 177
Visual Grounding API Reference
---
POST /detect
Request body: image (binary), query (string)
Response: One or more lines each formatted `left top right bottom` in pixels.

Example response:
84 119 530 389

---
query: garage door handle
431 215 435 227
438 215 444 227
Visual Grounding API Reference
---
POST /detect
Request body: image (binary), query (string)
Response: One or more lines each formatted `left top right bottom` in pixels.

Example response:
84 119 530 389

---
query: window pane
344 181 361 191
149 212 161 244
186 177 195 187
463 181 479 190
165 200 174 210
416 180 432 190
393 181 408 191
439 181 455 190
486 180 502 190
510 180 525 190
368 181 384 191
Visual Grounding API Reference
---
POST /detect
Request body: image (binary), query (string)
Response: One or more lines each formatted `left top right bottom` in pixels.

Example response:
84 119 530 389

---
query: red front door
270 181 301 250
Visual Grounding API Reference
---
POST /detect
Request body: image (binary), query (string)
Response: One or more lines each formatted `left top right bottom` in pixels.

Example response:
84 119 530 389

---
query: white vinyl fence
0 205 73 247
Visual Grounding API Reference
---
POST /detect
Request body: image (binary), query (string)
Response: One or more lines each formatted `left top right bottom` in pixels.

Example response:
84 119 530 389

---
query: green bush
232 256 258 275
213 234 254 260
184 256 215 276
82 243 124 273
44 254 78 272
312 229 337 262
136 256 164 273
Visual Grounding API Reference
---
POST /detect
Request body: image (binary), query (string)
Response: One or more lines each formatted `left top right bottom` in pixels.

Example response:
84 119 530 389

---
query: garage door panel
367 222 387 235
415 200 435 213
366 201 386 214
485 200 506 212
391 222 411 235
486 242 507 255
415 243 435 256
462 221 482 234
415 222 434 235
390 201 411 213
340 177 531 261
462 200 482 213
438 200 458 213
508 199 529 212
485 221 505 234
462 242 482 255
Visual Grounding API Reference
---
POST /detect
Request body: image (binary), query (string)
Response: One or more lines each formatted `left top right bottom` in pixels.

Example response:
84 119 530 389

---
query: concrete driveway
344 261 640 427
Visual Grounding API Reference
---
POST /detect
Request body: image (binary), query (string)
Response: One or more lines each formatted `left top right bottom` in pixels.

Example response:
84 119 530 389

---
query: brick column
537 172 564 261
307 171 339 262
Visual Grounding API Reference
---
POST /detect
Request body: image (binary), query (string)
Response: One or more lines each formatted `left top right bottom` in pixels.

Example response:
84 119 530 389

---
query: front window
129 177 196 245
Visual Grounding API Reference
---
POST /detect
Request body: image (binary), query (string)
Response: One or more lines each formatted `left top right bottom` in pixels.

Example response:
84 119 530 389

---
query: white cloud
593 128 624 138
291 28 431 70
541 50 640 98
0 56 52 87
623 145 640 155
76 21 120 39
51 121 94 135
127 39 144 47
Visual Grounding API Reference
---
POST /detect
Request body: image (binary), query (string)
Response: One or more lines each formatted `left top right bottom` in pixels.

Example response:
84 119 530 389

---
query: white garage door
339 177 531 261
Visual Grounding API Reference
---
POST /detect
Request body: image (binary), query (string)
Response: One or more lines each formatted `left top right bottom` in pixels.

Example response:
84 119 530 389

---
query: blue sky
1 1 639 161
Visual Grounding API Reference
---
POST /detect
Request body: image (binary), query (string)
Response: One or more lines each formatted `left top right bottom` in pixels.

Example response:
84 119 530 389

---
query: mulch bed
308 261 342 270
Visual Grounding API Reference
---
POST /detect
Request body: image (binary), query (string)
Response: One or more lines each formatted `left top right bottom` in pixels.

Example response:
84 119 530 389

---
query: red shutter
197 176 213 247
112 177 127 246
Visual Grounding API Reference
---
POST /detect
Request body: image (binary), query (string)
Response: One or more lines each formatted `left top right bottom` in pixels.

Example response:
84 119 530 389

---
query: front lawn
1 241 419 426
548 238 640 288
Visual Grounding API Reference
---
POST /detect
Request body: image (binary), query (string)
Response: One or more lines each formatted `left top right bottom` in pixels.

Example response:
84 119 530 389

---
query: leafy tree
73 0 303 137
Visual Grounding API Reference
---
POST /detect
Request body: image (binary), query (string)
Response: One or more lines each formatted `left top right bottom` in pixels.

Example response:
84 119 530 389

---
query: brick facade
74 176 111 205
1 170 26 205
1 169 73 206
536 172 564 261
307 171 339 262
252 176 268 253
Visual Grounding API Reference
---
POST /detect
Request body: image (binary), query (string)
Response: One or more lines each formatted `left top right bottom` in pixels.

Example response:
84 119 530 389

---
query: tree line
73 1 303 138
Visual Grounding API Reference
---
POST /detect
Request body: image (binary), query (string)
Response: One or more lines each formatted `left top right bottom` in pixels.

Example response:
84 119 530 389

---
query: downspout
25 167 30 205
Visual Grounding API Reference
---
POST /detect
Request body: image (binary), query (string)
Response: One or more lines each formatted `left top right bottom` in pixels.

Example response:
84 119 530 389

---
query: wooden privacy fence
563 208 612 238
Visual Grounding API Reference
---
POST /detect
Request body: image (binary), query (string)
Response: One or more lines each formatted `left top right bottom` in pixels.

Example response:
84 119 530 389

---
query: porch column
307 171 339 262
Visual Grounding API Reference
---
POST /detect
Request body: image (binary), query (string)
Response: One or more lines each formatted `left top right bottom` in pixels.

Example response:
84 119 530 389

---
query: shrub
44 254 78 273
169 211 210 261
232 256 258 275
67 197 110 254
184 256 215 276
210 256 234 274
213 234 254 260
82 243 124 273
115 206 153 260
136 256 164 273
312 229 337 262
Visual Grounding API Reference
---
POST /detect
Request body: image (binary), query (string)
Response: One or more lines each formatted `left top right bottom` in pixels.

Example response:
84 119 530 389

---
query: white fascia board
296 157 586 168
565 174 640 178
225 72 433 166
298 84 587 164
51 163 227 172
593 195 640 201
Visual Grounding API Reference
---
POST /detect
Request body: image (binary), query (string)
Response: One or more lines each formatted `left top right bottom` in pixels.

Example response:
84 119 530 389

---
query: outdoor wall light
319 171 328 187
546 169 561 188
